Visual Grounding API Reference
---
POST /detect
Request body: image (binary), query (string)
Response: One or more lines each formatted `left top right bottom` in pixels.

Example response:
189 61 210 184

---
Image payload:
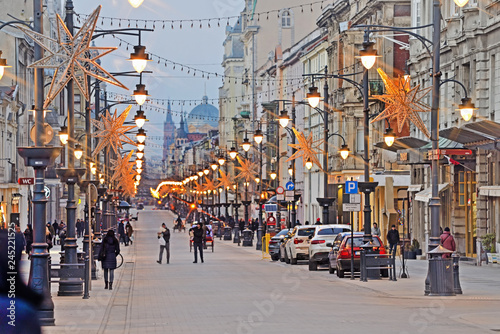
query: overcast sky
74 0 243 158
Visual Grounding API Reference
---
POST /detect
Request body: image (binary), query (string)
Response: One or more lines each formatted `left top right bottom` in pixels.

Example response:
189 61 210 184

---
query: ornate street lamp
384 128 396 147
132 84 149 105
241 136 251 152
229 147 238 160
136 128 146 144
218 154 226 166
357 41 380 70
306 86 322 108
458 98 477 121
0 51 11 80
305 158 313 170
253 129 263 144
128 0 144 8
134 109 147 128
59 126 69 145
210 161 218 171
74 143 83 160
270 170 277 180
339 144 350 160
278 110 290 128
203 166 210 175
128 45 150 73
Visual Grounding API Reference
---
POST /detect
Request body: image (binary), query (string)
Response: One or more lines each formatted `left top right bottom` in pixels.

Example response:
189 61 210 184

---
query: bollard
452 253 463 294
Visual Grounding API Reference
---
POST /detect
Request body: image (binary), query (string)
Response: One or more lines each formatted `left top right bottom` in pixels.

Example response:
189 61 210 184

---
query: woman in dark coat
100 230 120 290
24 225 33 259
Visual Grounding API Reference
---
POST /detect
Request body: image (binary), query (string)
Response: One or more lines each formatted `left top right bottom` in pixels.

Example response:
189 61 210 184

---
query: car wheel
271 254 279 261
328 264 335 274
308 260 318 271
291 256 298 265
337 265 345 278
285 251 290 264
381 269 389 278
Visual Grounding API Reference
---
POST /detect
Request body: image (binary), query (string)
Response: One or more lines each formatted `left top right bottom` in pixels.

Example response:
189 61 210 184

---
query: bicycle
116 253 124 269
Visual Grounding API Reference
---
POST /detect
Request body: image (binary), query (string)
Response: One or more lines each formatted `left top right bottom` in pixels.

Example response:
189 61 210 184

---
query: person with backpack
157 223 170 264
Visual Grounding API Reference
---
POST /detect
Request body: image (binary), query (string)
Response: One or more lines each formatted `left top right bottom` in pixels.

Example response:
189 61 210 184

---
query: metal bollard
452 253 463 294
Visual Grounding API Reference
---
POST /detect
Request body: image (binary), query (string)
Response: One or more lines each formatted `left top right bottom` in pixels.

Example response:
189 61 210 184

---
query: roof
375 136 428 152
188 96 219 130
439 120 500 149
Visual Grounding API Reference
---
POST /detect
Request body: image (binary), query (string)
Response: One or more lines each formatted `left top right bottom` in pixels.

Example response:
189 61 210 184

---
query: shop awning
439 120 500 149
415 183 450 203
407 184 422 192
478 186 500 197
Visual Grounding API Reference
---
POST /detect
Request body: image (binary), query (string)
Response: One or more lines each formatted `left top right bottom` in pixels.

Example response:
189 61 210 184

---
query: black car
269 229 289 261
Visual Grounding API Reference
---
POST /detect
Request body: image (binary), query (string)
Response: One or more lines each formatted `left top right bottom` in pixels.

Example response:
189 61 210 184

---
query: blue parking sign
345 181 358 194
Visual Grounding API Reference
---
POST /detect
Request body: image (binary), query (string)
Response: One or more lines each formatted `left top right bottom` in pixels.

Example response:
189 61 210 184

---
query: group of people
117 220 134 246
156 220 207 265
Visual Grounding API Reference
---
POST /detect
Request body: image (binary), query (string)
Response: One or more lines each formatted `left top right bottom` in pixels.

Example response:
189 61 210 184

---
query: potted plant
482 233 496 253
412 239 422 256
404 239 418 260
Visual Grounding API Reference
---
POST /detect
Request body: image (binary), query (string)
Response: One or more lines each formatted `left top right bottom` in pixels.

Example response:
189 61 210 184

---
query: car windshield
317 228 351 236
276 229 289 236
345 237 381 248
297 228 316 236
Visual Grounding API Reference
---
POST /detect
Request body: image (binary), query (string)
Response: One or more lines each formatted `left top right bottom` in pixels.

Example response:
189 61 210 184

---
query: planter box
404 251 417 260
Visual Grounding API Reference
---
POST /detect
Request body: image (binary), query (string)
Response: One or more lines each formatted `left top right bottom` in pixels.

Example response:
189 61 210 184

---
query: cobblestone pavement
40 208 500 334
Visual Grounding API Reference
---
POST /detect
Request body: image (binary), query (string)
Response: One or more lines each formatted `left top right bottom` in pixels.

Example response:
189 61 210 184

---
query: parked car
269 229 289 261
284 226 316 265
279 230 294 262
327 232 387 278
308 224 351 271
137 203 144 210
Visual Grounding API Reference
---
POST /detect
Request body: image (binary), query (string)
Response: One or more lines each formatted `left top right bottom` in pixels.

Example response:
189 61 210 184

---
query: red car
327 232 387 278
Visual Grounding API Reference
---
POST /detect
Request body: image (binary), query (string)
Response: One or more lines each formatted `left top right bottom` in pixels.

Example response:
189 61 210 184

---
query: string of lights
76 0 328 30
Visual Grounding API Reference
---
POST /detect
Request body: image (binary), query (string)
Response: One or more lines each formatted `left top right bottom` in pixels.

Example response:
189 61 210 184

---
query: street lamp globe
137 142 145 151
255 177 260 184
128 45 150 73
253 129 263 144
132 84 149 106
197 170 204 177
136 158 143 169
241 137 251 152
454 0 469 6
99 176 105 184
305 158 313 170
203 166 210 175
358 42 380 70
306 86 321 108
210 161 218 171
59 126 69 145
136 174 141 181
218 155 226 166
136 128 147 144
134 110 147 128
270 170 277 180
128 0 144 8
0 52 11 81
136 167 143 174
288 166 293 176
193 175 199 180
229 147 238 160
74 143 83 160
339 145 350 160
458 97 477 121
136 151 144 159
279 110 290 128
384 128 396 147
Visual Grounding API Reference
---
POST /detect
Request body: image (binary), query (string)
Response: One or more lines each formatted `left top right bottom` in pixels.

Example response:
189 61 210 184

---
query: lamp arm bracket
327 133 347 146
90 27 154 40
0 19 33 31
439 79 468 98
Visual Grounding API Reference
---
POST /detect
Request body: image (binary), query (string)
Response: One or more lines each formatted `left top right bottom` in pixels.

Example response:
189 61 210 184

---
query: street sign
285 181 294 191
44 186 50 198
276 186 285 195
277 194 285 201
343 203 361 212
349 194 361 204
18 177 34 185
285 196 294 201
285 191 294 197
345 181 358 194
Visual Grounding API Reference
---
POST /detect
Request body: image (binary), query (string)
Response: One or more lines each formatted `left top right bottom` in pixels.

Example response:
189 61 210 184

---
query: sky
74 0 243 159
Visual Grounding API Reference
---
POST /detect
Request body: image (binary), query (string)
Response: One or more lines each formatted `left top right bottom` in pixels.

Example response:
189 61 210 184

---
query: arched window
281 10 292 28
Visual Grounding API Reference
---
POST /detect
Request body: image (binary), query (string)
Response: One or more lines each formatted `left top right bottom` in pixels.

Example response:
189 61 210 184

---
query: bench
360 252 397 282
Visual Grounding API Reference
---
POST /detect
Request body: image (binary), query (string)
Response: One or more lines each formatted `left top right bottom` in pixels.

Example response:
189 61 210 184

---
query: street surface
40 208 500 334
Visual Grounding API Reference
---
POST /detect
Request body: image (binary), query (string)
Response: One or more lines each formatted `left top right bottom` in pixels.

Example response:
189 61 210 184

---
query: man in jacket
157 223 170 264
387 224 400 255
440 227 456 258
192 222 205 263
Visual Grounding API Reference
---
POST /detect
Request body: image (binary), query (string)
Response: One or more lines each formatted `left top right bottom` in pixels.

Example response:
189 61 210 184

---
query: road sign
285 191 294 197
44 186 50 198
277 194 285 201
343 203 361 212
18 177 34 185
285 181 294 191
276 186 285 195
349 194 361 204
345 181 358 194
285 196 294 201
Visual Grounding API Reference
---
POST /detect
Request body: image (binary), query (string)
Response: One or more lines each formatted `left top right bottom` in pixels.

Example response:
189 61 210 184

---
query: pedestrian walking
15 225 26 262
191 222 205 263
52 220 59 244
372 222 381 237
117 220 127 246
126 222 134 245
440 227 456 258
99 230 120 290
24 225 33 259
46 223 55 241
387 224 400 255
157 223 170 264
59 223 67 251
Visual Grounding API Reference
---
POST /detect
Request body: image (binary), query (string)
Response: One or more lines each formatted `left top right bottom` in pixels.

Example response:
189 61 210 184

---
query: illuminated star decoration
91 105 137 157
194 181 205 194
287 127 323 171
110 150 135 183
235 156 258 182
217 170 234 190
121 174 137 197
203 177 219 193
19 6 127 109
371 68 432 139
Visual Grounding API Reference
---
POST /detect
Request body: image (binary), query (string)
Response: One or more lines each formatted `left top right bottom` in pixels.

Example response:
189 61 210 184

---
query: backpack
163 229 170 243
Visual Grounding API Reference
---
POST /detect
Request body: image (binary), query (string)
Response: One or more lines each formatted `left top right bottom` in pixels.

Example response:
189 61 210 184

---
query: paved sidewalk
37 209 500 334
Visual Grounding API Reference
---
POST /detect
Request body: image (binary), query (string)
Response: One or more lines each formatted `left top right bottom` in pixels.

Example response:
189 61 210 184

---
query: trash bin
223 227 232 240
428 245 455 296
242 229 253 247
360 241 380 280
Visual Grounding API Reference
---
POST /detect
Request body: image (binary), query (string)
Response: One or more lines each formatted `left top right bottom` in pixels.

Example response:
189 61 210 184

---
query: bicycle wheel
116 253 124 268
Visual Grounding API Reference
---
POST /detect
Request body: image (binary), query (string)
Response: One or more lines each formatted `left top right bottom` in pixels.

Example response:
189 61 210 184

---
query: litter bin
360 241 380 280
428 245 455 296
242 229 253 247
223 227 232 240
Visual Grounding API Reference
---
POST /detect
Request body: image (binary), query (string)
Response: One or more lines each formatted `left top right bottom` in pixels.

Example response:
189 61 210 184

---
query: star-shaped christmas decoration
203 177 219 193
235 156 258 182
120 174 137 197
19 6 127 109
194 181 205 194
110 150 135 183
371 68 432 138
286 127 323 171
91 105 137 157
217 169 234 190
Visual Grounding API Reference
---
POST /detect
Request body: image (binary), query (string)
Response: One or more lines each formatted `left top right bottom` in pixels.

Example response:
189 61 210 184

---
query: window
317 227 351 236
297 228 316 236
412 0 422 35
281 10 291 28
